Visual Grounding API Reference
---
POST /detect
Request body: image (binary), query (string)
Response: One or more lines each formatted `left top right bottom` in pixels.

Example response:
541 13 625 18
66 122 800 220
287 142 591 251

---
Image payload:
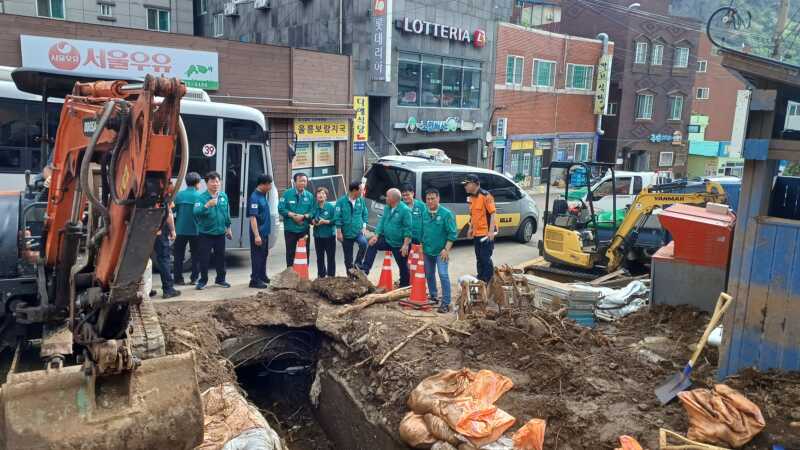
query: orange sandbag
677 384 765 448
441 399 516 448
468 370 514 405
408 368 514 416
423 413 461 445
399 412 437 449
512 419 546 450
615 435 644 450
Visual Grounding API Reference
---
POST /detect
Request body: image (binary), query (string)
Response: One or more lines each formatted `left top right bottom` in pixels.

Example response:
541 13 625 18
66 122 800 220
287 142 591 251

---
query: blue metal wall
720 217 800 378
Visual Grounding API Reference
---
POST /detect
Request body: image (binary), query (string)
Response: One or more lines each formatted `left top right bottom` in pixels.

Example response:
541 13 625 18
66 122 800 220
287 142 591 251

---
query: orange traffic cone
378 251 394 291
402 244 431 311
293 238 309 280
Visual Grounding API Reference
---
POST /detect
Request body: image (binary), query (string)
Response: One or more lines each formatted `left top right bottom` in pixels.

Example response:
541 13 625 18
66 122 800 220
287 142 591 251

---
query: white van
586 171 672 212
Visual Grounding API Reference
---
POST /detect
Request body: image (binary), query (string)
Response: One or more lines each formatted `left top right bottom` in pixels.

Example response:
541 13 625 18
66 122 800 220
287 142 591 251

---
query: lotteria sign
395 17 486 48
20 35 220 90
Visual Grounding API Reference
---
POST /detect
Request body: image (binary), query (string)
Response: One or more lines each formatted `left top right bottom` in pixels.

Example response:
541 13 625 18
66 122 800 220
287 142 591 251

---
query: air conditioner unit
254 0 272 8
223 1 238 16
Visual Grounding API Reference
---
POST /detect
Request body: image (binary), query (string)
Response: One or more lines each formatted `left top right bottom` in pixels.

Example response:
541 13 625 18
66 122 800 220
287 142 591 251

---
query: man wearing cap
463 174 497 283
400 183 426 245
359 188 412 287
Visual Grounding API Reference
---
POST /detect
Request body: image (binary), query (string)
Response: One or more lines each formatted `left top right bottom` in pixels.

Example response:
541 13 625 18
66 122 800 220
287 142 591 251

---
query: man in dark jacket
247 174 273 289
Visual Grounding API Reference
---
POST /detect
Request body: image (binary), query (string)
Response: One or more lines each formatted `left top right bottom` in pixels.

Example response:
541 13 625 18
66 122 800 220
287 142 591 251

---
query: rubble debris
335 286 411 317
659 428 731 450
580 280 649 321
678 384 766 448
197 383 285 450
380 322 432 365
269 268 312 292
311 275 374 304
399 412 437 448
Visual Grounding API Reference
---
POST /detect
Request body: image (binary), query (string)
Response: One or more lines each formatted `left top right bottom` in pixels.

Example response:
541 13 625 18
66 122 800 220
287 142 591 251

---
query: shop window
566 64 593 90
510 152 520 175
634 41 648 64
421 172 455 203
635 93 654 120
213 13 224 37
532 59 555 87
668 95 684 121
652 44 664 66
575 143 589 161
522 153 531 174
441 58 463 108
659 151 674 167
396 53 481 109
421 55 443 107
697 60 707 72
506 55 524 86
37 0 64 18
398 53 420 106
147 8 170 32
673 47 689 68
696 87 709 99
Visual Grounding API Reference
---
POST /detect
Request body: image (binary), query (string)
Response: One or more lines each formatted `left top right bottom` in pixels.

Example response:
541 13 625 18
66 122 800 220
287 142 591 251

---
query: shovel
654 292 734 405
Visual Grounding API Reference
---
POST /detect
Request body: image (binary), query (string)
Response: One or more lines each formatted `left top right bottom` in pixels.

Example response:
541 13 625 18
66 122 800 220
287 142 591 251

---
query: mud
155 275 800 450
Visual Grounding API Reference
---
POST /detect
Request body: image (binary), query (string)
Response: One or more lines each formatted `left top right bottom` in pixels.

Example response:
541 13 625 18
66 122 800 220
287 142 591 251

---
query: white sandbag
222 428 283 450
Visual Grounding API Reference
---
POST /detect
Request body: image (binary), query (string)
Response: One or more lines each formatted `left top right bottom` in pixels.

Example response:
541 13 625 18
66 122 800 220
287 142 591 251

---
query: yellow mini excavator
539 162 727 274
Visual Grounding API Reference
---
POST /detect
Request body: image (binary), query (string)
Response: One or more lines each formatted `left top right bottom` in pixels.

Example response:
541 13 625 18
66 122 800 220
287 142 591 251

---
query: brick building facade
0 13 353 190
687 33 746 178
492 23 612 185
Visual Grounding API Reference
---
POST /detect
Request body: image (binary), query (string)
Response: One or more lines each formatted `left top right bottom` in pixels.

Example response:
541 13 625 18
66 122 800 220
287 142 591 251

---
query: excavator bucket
0 352 203 450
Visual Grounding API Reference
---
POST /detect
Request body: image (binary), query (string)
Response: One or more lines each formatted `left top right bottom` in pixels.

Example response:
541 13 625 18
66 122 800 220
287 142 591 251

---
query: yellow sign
455 213 520 231
295 119 349 142
511 140 534 151
353 96 369 142
594 54 612 115
534 148 543 157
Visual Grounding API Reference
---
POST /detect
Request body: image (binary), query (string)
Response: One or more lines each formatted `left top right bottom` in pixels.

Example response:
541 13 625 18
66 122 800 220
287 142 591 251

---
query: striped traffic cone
378 251 394 291
293 238 309 280
401 244 431 311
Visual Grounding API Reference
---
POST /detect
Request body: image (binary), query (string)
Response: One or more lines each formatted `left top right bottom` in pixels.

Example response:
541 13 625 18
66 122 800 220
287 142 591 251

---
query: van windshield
365 164 416 203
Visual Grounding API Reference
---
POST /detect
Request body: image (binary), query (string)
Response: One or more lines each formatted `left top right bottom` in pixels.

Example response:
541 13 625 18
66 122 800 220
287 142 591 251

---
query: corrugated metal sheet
720 216 800 378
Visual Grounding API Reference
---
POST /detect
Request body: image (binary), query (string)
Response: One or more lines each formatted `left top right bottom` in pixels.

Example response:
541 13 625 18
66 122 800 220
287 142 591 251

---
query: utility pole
773 0 791 58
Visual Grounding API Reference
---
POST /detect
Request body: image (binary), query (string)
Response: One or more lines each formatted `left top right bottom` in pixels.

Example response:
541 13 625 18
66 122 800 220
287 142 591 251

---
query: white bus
0 67 277 249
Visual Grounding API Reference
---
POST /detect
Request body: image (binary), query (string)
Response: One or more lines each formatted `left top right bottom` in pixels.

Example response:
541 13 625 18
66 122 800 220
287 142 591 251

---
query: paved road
154 195 547 303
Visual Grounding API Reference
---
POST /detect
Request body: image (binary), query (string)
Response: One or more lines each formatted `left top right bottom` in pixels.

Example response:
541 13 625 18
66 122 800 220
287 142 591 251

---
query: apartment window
698 60 708 72
575 143 590 161
659 151 674 167
789 101 800 116
532 59 556 87
397 52 482 108
99 3 113 17
674 47 690 68
147 8 170 32
566 64 593 90
634 41 648 64
506 55 524 86
199 0 208 14
668 95 684 121
37 0 65 18
213 13 224 37
696 87 710 99
652 44 664 65
635 93 654 120
605 102 618 116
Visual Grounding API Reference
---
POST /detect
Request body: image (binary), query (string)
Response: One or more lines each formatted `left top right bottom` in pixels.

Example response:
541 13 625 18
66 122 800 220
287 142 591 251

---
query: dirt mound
312 276 373 304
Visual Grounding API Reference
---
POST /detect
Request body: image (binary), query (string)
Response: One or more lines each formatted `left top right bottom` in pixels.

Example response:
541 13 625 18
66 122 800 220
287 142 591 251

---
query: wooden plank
742 223 776 369
768 139 800 160
785 237 800 371
589 269 625 286
749 89 777 111
758 224 795 369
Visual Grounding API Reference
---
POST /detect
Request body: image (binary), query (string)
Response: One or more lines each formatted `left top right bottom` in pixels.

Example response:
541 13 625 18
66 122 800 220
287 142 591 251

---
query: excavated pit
154 270 800 450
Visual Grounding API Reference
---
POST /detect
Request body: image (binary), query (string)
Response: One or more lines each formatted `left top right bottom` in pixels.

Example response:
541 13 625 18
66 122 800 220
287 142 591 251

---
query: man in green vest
400 183 426 245
421 187 458 313
334 180 369 271
278 172 315 267
359 188 412 287
173 172 202 285
193 171 232 290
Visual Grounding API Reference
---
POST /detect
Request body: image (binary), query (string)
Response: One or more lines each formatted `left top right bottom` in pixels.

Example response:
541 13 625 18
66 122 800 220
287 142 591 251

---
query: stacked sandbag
196 383 284 450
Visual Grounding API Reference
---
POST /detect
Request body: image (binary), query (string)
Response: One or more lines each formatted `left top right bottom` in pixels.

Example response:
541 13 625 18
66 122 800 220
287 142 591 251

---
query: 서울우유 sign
20 35 219 89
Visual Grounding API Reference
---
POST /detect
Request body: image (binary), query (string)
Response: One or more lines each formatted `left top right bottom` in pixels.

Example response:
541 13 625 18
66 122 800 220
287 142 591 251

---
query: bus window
224 118 264 142
177 114 217 178
225 142 243 218
246 143 265 198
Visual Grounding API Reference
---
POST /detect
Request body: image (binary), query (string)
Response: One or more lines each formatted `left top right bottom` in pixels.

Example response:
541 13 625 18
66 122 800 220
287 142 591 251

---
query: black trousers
341 233 368 270
198 233 226 284
151 233 173 292
173 235 199 283
250 232 269 283
360 237 410 287
314 236 336 278
474 237 494 283
284 230 311 267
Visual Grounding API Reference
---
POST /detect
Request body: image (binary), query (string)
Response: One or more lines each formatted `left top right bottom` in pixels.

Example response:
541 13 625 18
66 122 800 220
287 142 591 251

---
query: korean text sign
21 35 220 90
